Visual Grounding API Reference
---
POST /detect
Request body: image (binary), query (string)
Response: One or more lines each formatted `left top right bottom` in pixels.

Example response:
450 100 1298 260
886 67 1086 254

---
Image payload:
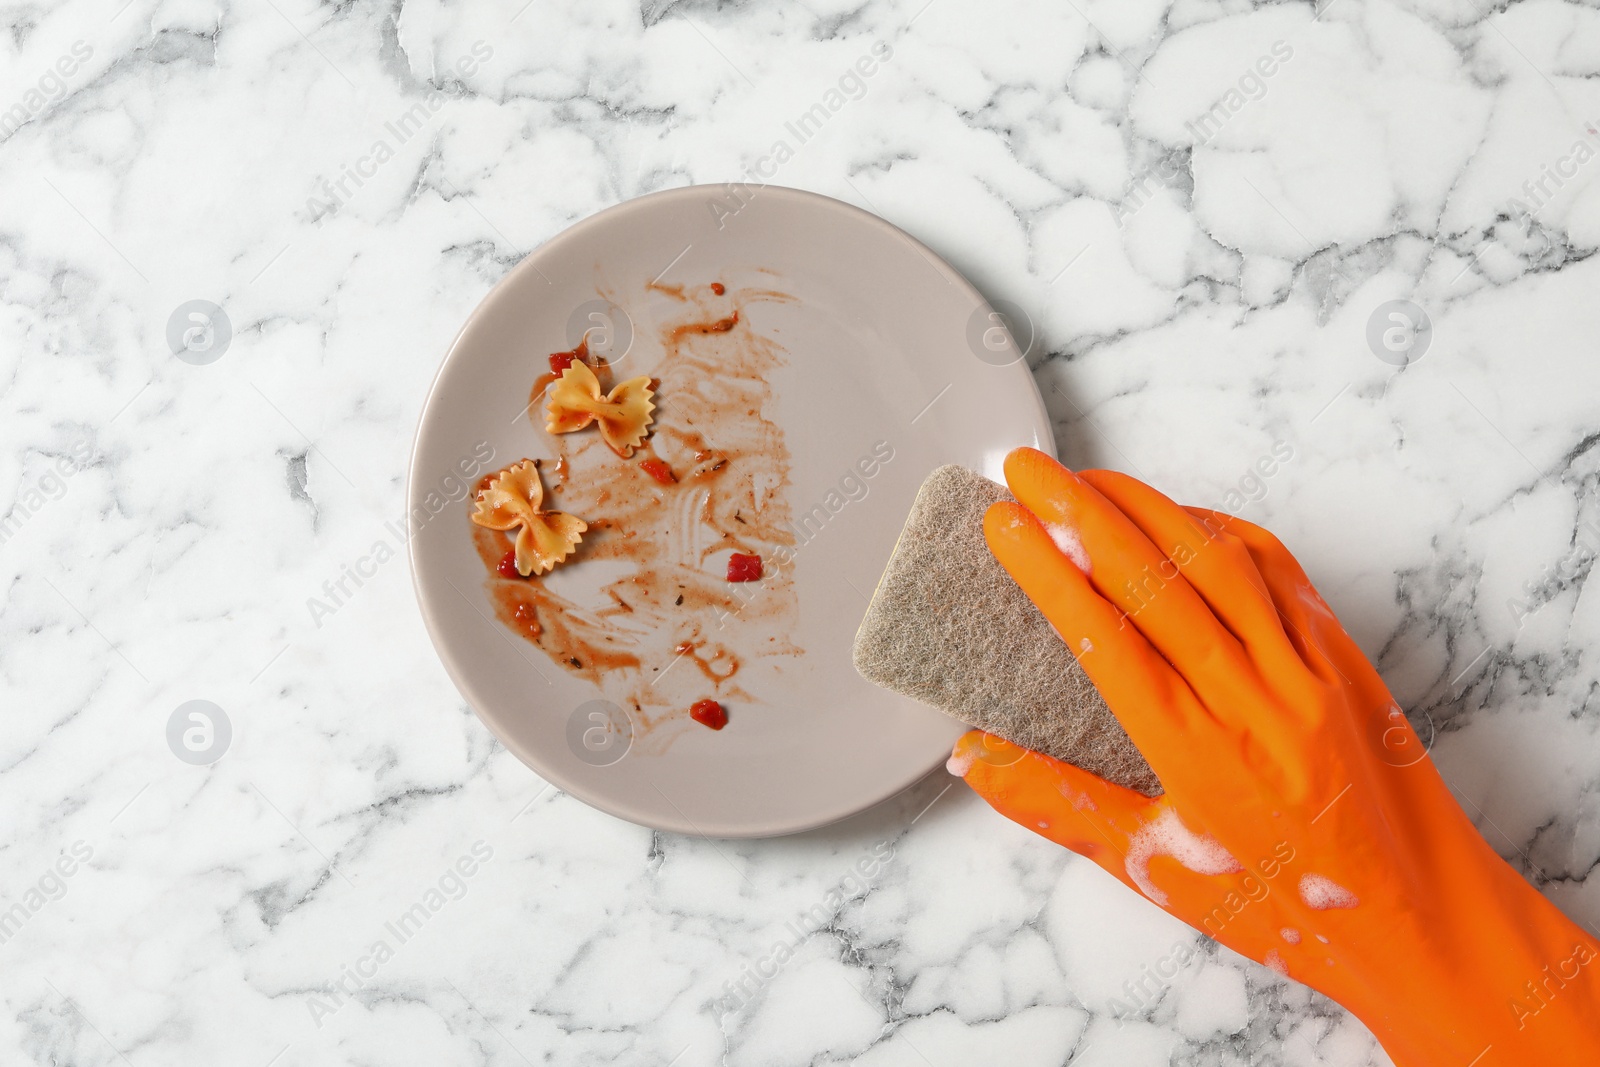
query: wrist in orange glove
951 447 1600 1065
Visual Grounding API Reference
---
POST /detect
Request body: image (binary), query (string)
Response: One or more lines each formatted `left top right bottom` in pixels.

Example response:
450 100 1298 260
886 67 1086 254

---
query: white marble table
5 0 1599 1063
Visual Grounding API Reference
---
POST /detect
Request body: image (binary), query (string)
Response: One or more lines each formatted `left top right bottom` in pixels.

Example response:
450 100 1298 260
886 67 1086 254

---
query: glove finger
985 501 1219 775
952 730 1152 881
1079 471 1296 663
956 734 1259 914
1181 507 1388 704
1002 448 1253 701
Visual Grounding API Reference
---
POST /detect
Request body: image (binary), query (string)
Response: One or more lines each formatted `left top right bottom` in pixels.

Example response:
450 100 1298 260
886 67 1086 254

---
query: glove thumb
950 730 1153 879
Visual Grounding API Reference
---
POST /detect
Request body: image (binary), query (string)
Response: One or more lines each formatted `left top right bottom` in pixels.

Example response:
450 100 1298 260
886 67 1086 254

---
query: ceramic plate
409 185 1053 837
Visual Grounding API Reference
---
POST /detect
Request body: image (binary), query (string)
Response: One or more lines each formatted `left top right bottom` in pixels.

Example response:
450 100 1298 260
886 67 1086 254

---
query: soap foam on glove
929 447 1600 1065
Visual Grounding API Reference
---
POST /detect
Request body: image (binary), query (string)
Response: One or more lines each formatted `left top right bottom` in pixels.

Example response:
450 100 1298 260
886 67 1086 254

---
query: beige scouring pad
852 464 1162 796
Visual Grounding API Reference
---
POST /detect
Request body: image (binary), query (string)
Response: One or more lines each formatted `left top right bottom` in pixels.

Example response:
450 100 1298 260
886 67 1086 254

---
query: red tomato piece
496 549 522 579
639 458 676 484
690 699 727 730
726 553 762 582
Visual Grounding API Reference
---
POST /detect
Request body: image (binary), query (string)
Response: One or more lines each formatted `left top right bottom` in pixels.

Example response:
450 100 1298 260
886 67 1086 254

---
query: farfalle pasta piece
470 459 587 576
545 361 656 457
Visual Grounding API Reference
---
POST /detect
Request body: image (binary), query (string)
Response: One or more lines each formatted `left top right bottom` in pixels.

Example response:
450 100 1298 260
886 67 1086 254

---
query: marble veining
3 0 1599 1064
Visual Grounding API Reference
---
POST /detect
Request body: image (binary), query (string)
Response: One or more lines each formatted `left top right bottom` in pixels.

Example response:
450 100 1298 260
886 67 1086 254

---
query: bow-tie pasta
470 459 587 576
545 361 656 457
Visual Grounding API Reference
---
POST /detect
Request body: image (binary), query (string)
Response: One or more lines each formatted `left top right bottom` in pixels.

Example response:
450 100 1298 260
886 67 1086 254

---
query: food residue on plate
639 458 675 485
690 698 728 730
471 279 800 746
469 459 587 577
726 552 762 583
545 360 656 457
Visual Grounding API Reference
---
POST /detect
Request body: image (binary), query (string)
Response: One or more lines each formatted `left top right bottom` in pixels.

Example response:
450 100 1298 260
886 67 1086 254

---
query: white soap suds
1299 873 1359 910
1123 808 1242 906
1316 934 1330 944
1060 781 1098 812
946 749 976 777
1280 928 1301 945
1264 949 1289 977
1045 521 1091 573
997 508 1030 532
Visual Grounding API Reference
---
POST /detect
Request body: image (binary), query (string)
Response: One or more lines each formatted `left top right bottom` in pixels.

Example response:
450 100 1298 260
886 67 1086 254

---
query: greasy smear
475 526 643 675
478 281 800 745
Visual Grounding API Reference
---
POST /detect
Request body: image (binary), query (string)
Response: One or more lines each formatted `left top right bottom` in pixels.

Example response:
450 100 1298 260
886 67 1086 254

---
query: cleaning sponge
852 464 1161 796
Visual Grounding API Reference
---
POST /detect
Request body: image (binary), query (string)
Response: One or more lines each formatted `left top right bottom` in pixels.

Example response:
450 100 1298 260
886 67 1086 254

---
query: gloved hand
950 447 1600 1065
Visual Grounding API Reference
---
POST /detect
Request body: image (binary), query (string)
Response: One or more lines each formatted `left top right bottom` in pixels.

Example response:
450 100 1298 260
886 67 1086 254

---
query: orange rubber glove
951 447 1600 1065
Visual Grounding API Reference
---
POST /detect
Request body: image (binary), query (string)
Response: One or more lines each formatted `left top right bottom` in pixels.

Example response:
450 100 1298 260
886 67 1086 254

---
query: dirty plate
408 185 1053 837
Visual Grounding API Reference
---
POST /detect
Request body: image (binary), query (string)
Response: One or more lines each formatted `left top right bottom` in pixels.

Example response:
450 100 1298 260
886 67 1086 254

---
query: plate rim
406 183 1055 838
